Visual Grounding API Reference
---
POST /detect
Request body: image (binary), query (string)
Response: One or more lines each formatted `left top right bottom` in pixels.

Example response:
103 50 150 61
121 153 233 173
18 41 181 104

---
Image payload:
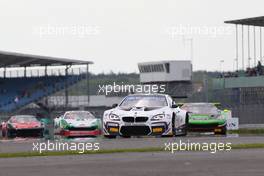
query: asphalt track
0 149 264 176
1 134 264 153
1 134 264 176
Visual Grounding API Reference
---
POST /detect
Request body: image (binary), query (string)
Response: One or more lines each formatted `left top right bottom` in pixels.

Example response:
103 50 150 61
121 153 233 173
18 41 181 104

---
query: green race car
181 103 230 135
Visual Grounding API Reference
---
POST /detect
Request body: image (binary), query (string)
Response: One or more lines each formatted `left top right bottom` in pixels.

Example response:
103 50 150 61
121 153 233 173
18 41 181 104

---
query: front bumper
188 120 226 132
104 121 170 136
9 128 44 136
60 129 101 137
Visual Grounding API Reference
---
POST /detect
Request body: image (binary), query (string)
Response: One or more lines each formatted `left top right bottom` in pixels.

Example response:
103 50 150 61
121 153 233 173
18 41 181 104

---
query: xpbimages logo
32 141 100 154
164 140 232 154
98 82 166 95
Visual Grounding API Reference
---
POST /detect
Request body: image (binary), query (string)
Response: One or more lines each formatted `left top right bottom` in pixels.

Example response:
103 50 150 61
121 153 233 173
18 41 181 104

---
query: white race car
103 94 188 138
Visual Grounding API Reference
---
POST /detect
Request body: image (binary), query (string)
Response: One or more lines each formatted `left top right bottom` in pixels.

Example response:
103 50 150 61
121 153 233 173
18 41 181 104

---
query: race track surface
1 134 264 153
0 149 264 176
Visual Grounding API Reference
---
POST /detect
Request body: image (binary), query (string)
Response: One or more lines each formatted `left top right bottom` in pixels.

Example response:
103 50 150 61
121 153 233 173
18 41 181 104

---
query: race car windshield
182 104 219 115
10 116 39 123
120 95 168 108
64 112 95 120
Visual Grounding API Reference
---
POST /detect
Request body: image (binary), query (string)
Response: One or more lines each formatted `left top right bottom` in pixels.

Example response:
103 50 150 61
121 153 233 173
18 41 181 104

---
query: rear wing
171 96 188 107
212 102 222 109
171 96 188 99
175 102 223 109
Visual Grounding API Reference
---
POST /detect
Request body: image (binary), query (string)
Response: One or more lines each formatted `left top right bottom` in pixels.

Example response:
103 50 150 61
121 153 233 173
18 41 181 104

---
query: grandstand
217 16 264 105
0 51 93 113
202 16 264 124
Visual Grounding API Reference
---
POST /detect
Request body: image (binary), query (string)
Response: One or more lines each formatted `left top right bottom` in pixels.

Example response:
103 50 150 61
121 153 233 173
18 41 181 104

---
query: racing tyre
39 131 44 138
180 125 188 136
214 125 227 135
175 113 188 137
121 135 131 138
181 114 189 136
2 130 6 138
104 135 117 139
162 114 175 137
7 130 16 138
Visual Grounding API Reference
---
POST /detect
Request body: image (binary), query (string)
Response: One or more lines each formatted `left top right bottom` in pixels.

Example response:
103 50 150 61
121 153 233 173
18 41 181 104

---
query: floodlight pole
190 38 194 64
235 24 239 71
260 27 263 64
241 25 245 70
254 26 257 67
86 63 90 106
248 25 251 68
183 37 194 64
65 65 71 108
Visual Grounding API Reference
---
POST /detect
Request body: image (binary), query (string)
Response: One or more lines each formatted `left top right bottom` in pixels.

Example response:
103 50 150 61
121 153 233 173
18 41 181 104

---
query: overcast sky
0 0 263 73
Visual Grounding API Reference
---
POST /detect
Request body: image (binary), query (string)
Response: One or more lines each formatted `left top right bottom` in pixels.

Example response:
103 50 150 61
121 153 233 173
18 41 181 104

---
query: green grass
231 143 264 149
228 128 264 134
0 147 162 158
1 143 264 158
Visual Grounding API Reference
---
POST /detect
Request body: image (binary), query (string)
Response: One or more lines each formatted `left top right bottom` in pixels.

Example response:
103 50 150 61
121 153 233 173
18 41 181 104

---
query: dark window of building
165 63 170 73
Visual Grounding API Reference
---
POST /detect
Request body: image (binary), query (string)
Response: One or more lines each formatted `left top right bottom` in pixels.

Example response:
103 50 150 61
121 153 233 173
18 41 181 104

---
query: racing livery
1 115 44 138
181 103 230 135
103 94 188 138
54 111 102 137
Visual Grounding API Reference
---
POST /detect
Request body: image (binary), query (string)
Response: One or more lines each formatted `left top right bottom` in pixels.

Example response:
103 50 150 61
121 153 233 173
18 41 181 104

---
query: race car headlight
109 114 120 121
151 114 165 121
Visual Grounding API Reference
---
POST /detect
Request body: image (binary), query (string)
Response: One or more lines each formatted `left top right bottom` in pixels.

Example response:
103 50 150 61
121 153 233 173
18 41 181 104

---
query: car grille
122 116 148 123
67 127 96 131
120 126 151 136
15 129 43 136
188 123 219 130
135 117 148 122
122 117 134 123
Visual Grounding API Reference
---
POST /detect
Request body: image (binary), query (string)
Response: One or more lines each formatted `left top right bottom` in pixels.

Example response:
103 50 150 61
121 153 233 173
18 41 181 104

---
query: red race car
1 115 44 138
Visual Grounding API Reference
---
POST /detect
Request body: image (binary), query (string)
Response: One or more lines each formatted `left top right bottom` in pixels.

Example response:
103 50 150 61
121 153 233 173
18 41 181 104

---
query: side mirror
171 104 177 108
112 103 118 108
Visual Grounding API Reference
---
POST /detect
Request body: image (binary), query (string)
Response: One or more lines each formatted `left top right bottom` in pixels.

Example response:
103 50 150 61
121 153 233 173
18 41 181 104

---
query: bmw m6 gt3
103 94 189 138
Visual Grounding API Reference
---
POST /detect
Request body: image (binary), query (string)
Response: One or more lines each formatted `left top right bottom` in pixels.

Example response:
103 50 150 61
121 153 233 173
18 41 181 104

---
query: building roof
138 60 191 66
225 16 264 26
0 50 93 68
